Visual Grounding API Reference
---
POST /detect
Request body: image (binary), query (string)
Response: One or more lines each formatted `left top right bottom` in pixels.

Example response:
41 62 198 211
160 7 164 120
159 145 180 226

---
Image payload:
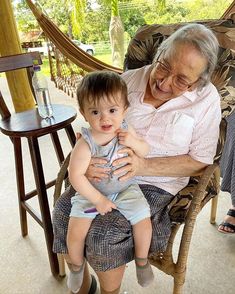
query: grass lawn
95 53 113 65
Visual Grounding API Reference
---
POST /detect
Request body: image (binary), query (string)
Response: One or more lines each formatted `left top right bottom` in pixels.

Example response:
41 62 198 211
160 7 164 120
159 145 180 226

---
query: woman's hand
85 157 111 182
112 147 144 181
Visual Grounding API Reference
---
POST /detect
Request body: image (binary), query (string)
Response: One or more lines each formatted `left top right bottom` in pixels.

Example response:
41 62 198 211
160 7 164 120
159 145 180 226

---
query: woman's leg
97 265 126 293
218 205 235 233
53 184 174 293
100 286 121 294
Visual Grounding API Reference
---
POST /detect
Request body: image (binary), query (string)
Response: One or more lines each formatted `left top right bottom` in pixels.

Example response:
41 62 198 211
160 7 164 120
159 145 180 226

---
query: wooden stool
0 53 76 276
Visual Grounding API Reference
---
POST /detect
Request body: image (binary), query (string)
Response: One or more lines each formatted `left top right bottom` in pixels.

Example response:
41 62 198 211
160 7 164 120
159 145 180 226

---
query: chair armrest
189 162 220 208
169 163 220 223
53 152 71 206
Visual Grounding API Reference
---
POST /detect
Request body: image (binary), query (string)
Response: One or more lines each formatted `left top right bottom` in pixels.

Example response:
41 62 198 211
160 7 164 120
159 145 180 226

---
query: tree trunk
109 16 124 68
109 0 124 69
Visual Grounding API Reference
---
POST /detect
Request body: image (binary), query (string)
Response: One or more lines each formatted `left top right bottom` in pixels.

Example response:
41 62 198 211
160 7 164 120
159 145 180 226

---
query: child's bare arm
68 139 116 214
117 125 149 157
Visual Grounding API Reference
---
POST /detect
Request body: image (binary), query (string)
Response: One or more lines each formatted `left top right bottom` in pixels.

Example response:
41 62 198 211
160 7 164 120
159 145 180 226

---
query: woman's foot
67 260 86 293
135 257 154 287
218 207 235 234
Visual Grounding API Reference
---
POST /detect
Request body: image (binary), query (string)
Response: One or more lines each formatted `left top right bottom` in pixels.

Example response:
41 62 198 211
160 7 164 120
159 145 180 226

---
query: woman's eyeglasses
155 60 200 91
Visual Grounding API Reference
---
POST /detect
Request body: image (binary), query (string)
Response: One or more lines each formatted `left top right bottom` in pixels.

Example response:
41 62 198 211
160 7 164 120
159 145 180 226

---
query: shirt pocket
163 112 194 148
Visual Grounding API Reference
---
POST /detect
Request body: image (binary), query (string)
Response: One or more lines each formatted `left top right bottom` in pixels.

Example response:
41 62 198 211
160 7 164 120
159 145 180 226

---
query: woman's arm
112 147 208 181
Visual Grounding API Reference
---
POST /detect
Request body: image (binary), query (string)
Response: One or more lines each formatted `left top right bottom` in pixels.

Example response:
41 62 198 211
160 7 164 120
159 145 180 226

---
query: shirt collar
182 89 199 102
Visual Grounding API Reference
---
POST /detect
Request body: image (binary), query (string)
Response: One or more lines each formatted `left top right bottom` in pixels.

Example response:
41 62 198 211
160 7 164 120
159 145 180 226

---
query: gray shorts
70 184 150 225
52 184 174 271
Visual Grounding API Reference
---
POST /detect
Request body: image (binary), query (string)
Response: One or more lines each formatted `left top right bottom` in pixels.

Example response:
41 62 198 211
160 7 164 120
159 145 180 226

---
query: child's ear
123 107 128 115
80 109 88 122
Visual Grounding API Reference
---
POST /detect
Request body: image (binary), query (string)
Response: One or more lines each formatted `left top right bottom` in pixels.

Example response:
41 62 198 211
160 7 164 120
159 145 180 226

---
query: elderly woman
52 23 221 294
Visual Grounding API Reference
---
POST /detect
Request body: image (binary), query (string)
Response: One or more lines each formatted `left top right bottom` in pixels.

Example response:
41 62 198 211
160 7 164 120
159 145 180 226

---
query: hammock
25 0 235 98
25 0 122 74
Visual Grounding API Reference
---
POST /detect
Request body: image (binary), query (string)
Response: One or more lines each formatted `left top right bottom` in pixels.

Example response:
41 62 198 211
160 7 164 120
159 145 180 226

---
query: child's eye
91 110 99 115
109 108 117 113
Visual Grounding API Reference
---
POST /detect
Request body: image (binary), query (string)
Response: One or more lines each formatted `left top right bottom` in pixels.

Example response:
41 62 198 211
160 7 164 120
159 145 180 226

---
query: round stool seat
0 104 77 137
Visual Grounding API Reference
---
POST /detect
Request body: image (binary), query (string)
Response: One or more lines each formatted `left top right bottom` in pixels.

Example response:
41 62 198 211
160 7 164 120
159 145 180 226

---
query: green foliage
81 5 110 42
144 4 189 25
120 4 148 38
71 0 86 38
143 0 232 25
14 0 39 32
183 0 232 21
15 0 233 44
157 0 166 12
111 0 119 17
15 0 71 35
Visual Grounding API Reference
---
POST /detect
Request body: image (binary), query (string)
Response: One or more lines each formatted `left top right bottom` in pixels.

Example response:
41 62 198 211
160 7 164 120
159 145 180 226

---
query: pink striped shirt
122 65 221 195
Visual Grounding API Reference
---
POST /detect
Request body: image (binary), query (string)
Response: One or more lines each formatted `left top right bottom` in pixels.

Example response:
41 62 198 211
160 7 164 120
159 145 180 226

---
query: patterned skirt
52 184 174 271
220 112 235 207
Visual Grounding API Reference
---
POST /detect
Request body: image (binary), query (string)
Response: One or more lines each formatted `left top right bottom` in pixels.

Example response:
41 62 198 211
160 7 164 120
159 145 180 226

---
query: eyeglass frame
153 58 201 91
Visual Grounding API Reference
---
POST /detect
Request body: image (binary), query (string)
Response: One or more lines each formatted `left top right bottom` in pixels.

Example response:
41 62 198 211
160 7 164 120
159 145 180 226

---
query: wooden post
0 0 35 112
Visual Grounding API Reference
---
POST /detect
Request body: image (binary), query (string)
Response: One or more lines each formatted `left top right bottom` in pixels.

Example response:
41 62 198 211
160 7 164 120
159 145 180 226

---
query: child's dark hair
77 71 129 112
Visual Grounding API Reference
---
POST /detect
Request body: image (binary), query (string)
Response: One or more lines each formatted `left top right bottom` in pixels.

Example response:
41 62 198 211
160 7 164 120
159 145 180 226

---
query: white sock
67 261 85 293
135 259 154 287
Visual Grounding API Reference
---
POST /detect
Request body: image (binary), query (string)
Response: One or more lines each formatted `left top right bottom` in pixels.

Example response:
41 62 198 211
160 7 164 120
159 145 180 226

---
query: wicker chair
53 19 235 293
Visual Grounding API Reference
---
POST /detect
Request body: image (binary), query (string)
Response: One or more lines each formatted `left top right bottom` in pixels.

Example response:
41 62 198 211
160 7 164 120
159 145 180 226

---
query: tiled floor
0 76 235 294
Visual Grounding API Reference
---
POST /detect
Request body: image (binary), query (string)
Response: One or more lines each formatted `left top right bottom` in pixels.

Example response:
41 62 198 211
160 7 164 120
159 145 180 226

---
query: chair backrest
0 52 42 119
0 52 42 72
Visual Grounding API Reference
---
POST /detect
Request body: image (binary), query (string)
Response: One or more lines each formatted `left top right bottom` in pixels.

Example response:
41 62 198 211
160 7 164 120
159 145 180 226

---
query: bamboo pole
0 0 35 112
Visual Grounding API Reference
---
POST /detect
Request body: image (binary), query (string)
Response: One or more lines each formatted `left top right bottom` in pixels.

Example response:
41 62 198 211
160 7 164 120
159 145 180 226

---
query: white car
27 41 50 57
72 40 95 55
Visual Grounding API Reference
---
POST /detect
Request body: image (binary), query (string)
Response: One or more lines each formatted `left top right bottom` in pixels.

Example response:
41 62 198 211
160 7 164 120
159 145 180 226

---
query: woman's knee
100 285 121 294
96 265 126 292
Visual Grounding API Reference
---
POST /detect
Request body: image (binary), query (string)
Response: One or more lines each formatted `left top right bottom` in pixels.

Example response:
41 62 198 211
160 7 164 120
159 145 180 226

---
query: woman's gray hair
154 23 219 88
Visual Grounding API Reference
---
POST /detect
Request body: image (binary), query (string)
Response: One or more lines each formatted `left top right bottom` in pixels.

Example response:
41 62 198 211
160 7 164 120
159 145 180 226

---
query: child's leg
66 217 92 293
133 217 154 287
67 217 92 268
133 217 152 262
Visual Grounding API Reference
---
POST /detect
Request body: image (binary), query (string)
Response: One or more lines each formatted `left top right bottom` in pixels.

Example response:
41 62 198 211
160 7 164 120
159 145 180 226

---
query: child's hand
117 129 136 148
95 197 117 215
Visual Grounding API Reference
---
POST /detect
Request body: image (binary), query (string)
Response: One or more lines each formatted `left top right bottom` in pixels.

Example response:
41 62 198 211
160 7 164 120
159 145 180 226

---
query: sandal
218 209 235 234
